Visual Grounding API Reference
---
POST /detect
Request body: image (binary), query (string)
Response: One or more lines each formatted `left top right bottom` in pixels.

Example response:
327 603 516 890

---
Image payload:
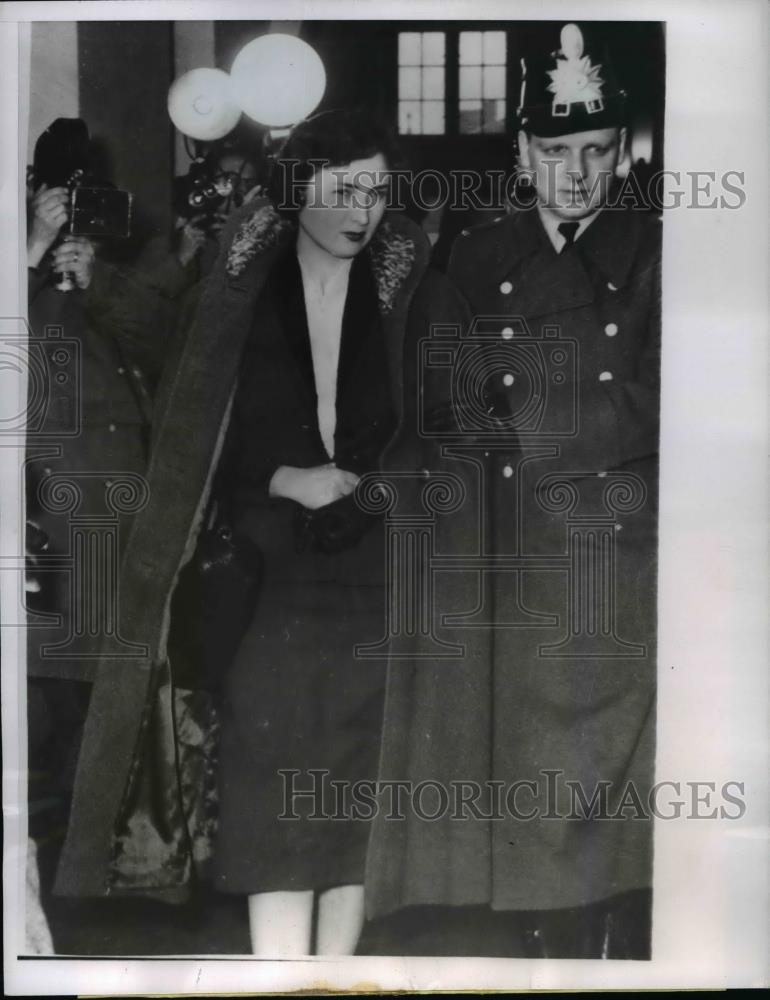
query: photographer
134 147 261 319
25 138 162 954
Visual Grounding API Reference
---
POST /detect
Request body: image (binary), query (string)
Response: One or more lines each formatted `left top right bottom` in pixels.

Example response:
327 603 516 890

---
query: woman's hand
51 236 95 290
269 463 360 510
27 184 69 267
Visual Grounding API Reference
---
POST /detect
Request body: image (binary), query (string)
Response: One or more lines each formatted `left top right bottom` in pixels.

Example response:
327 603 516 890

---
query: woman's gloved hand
269 463 359 510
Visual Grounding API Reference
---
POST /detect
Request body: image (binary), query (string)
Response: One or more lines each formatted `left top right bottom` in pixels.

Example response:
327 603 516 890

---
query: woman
211 112 422 956
54 110 462 956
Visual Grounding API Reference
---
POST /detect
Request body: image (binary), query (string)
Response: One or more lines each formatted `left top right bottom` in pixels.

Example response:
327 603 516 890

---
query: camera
32 118 133 240
68 187 132 239
419 316 578 440
173 152 253 231
0 318 80 437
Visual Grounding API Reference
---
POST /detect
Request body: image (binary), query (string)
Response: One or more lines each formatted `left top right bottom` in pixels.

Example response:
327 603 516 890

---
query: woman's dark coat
53 200 459 898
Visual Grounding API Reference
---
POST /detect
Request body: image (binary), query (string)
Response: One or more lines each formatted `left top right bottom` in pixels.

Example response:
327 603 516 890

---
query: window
397 29 508 137
458 31 507 134
398 32 446 135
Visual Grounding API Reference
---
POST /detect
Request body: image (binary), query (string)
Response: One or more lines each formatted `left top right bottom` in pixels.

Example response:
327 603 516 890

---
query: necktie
557 221 580 250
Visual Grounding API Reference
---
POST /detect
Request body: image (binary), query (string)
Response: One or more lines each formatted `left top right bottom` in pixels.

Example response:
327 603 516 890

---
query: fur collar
225 202 417 314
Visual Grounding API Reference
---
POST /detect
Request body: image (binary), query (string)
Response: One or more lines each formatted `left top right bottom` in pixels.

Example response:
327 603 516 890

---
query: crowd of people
24 22 660 960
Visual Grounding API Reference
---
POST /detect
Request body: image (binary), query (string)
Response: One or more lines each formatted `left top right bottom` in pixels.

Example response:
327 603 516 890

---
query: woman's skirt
212 517 387 894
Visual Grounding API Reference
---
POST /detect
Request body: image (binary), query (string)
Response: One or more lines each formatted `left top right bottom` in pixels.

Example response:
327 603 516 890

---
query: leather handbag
294 491 381 555
167 515 263 692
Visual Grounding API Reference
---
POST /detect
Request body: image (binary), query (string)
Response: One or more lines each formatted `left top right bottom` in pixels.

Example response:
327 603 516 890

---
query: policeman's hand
51 236 95 290
27 184 69 266
269 463 360 510
176 215 208 266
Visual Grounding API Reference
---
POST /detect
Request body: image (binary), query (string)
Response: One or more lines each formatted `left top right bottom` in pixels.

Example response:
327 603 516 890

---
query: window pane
483 65 506 99
459 31 482 65
458 99 483 134
422 66 444 100
398 33 421 66
483 31 506 64
459 65 482 100
422 101 445 134
482 99 506 133
399 101 422 135
399 67 421 100
422 32 445 66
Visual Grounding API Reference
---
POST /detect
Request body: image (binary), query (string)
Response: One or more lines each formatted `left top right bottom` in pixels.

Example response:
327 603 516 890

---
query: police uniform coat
26 263 158 682
365 203 661 918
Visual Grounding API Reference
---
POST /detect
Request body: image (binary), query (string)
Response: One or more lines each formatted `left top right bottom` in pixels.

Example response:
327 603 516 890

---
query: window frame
396 25 516 139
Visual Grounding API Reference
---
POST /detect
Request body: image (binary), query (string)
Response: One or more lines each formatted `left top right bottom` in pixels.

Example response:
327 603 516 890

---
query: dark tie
557 222 580 250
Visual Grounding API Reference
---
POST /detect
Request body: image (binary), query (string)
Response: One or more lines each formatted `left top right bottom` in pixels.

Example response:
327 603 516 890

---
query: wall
78 21 174 250
27 22 79 164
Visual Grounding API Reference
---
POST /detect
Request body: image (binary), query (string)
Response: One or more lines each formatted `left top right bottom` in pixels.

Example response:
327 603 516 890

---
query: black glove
295 492 380 555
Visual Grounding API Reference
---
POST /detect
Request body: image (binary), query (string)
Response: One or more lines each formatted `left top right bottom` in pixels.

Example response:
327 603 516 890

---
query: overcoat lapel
54 209 294 897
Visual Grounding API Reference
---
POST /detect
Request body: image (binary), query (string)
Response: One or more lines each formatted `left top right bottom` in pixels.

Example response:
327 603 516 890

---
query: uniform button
598 371 613 382
105 479 113 488
597 471 607 478
614 523 622 532
502 373 515 387
499 281 513 295
108 423 116 432
493 215 503 223
604 322 618 337
117 366 125 374
43 466 52 476
420 468 430 479
607 281 618 292
460 229 470 237
501 326 514 340
502 464 513 479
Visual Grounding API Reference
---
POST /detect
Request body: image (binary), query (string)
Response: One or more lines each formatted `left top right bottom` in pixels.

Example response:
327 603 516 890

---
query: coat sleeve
82 258 183 388
400 267 472 445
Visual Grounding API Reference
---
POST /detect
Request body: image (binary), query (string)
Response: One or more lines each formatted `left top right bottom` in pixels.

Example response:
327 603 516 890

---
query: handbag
294 490 382 555
167 509 263 693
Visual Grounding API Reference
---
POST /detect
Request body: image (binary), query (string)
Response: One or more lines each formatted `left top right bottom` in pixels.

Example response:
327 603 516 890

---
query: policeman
365 23 660 959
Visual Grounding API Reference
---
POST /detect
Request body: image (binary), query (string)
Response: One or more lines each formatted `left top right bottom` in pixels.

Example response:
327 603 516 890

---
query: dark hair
267 109 403 214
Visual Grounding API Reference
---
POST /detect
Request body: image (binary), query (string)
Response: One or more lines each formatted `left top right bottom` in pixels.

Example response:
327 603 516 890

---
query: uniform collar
536 204 600 252
493 202 646 291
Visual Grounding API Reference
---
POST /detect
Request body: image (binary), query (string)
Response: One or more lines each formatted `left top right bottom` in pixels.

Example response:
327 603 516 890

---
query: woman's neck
296 229 353 294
